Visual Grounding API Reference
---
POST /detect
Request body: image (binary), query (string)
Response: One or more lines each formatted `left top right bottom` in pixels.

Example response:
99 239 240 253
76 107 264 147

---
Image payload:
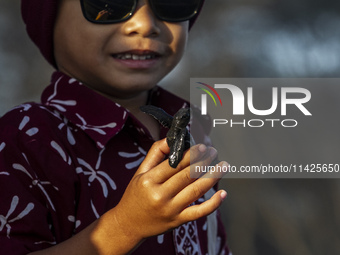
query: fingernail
209 147 217 158
220 190 227 201
198 144 207 153
221 161 229 167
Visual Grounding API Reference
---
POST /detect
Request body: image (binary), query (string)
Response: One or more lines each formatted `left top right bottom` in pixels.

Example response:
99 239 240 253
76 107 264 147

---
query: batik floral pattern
0 71 228 254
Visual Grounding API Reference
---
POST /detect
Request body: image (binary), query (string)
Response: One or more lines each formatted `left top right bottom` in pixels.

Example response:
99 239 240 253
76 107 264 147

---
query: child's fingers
151 144 214 183
176 144 213 169
136 139 170 175
162 147 219 195
178 190 227 223
173 161 228 209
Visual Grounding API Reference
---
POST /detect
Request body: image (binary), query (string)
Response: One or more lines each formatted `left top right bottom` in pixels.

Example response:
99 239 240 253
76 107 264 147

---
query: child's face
54 0 189 99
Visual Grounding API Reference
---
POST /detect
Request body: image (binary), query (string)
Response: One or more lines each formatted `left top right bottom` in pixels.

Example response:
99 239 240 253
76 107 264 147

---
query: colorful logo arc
196 82 223 106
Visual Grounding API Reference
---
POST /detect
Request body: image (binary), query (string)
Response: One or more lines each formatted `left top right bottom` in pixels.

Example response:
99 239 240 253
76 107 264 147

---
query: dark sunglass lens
151 0 201 21
82 0 136 23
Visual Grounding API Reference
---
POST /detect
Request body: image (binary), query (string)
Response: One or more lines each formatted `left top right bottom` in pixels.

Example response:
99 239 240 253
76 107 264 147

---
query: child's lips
111 50 162 69
113 50 161 61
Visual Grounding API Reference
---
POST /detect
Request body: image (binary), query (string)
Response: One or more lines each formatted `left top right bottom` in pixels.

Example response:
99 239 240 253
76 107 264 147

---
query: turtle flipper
140 105 173 129
168 128 187 168
140 105 194 168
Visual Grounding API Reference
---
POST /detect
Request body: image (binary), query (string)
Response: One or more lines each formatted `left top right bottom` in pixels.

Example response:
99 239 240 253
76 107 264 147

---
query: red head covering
21 0 205 69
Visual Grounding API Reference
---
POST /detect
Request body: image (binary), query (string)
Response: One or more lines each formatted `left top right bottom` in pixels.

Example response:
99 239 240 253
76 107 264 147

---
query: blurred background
1 0 340 254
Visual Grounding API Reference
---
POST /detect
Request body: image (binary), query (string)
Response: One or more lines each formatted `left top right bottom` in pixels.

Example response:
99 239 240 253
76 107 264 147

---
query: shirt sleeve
0 106 77 254
0 140 55 253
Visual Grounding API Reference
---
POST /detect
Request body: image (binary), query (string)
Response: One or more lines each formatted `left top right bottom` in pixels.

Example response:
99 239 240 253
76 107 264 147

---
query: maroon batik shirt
0 72 229 255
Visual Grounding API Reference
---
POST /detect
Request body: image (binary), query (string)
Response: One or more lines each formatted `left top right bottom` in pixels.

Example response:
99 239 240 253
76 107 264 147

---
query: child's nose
122 1 161 37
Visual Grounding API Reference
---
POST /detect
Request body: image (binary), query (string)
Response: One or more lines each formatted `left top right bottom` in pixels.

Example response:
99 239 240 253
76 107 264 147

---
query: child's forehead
21 0 205 68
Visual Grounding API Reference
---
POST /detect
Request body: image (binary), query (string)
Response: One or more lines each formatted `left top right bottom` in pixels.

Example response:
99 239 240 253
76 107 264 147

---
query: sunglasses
80 0 204 24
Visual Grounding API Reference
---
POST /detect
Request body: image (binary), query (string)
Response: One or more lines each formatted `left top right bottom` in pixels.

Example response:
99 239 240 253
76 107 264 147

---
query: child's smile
54 0 188 100
113 50 160 61
112 50 161 69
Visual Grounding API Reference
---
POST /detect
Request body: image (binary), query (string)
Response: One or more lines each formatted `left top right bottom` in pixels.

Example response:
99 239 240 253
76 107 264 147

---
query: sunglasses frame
80 0 204 24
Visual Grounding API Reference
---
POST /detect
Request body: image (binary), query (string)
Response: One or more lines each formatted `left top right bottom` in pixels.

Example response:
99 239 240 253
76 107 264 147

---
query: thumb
135 138 170 175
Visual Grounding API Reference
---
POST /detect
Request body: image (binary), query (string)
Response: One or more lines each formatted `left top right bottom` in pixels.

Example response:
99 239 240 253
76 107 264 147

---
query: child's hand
111 138 227 243
29 139 227 255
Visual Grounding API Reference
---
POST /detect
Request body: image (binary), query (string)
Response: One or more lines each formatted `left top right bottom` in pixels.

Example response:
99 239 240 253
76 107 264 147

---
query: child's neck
108 91 161 141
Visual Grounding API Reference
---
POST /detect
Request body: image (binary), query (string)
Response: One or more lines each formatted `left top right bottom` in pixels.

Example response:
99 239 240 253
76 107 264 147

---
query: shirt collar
41 72 189 149
41 72 130 149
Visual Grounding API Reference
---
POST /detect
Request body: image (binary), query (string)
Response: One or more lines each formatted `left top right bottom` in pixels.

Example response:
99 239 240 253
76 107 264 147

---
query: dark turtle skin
140 105 193 168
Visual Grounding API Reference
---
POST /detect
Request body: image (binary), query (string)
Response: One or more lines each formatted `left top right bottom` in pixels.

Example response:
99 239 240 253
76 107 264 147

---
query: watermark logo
193 81 312 128
190 78 340 179
196 82 223 116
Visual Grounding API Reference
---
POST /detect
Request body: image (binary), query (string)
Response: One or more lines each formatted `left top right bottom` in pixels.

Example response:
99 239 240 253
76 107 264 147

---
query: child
0 0 230 254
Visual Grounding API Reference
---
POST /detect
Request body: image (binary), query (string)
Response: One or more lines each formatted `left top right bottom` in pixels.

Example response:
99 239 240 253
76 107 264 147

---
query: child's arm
28 139 227 255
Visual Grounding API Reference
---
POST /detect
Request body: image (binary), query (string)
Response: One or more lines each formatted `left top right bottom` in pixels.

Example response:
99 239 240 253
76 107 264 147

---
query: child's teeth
117 53 155 60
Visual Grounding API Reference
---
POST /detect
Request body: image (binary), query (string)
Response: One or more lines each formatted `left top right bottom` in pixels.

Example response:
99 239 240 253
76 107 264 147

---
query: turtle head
173 108 191 128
